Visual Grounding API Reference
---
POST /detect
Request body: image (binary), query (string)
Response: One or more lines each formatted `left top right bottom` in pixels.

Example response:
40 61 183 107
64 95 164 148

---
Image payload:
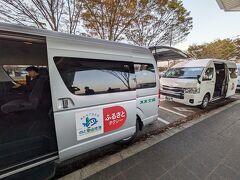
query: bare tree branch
125 0 193 47
0 0 83 34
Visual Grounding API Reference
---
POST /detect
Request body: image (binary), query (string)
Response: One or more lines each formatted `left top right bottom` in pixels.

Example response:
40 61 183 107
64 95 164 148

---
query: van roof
172 59 237 68
0 23 150 55
173 59 211 68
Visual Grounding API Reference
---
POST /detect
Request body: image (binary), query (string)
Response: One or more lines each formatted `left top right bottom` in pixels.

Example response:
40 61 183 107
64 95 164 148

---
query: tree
125 0 193 47
0 0 82 34
233 37 240 60
187 44 206 59
81 0 168 41
187 39 237 60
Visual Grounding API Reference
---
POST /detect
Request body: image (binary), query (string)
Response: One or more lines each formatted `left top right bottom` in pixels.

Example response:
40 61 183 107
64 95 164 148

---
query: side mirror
197 75 201 84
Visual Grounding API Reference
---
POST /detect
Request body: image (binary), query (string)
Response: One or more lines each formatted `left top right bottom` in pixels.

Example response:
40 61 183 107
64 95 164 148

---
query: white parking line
173 107 194 113
159 106 187 117
157 117 170 125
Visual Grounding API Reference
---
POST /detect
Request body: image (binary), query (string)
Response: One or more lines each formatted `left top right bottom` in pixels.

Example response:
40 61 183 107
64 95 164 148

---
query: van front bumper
162 92 202 106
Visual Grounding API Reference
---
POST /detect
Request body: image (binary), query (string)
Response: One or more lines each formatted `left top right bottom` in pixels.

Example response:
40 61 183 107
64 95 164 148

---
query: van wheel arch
117 115 142 145
206 92 211 99
200 93 210 109
137 115 143 131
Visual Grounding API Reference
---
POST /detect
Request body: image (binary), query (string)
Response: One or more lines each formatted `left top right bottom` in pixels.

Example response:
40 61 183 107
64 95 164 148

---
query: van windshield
163 67 204 79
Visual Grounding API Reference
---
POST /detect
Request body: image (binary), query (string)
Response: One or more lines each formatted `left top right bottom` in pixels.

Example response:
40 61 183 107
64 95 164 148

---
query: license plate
165 96 173 101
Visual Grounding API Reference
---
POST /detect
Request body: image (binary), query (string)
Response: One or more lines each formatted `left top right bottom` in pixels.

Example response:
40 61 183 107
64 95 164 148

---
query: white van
160 59 237 109
237 64 240 91
0 23 159 179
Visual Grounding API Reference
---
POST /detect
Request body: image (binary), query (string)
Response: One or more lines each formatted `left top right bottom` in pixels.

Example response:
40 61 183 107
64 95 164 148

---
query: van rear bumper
142 115 158 126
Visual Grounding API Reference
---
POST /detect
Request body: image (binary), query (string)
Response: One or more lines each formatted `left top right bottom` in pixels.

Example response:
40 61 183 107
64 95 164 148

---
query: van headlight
184 88 200 94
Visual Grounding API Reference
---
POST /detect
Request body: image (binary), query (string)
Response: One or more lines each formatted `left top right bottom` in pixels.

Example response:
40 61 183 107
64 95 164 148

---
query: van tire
200 94 210 109
117 118 139 145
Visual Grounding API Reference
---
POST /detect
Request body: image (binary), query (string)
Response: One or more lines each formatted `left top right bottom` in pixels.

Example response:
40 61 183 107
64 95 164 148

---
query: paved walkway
86 103 240 180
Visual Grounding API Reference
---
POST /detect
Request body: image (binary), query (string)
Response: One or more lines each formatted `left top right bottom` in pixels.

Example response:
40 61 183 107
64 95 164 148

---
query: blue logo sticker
82 117 98 128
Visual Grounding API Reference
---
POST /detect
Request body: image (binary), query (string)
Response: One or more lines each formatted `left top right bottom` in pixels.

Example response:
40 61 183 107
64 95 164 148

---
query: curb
59 100 240 180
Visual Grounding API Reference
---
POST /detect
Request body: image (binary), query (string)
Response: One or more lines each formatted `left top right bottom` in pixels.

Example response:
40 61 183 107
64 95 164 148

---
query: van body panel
226 77 237 97
237 64 240 90
136 107 144 120
137 94 158 125
54 100 136 160
160 78 198 88
47 47 137 160
226 63 237 97
59 127 135 161
200 61 215 100
135 61 159 125
46 37 158 161
237 76 240 90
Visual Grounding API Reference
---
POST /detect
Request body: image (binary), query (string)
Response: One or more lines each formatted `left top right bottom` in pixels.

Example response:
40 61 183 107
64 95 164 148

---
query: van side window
202 68 214 81
3 65 28 84
134 63 156 89
229 68 237 79
54 57 136 95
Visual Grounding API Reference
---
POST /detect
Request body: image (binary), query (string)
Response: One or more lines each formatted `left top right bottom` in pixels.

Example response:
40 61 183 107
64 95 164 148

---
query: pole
170 25 173 47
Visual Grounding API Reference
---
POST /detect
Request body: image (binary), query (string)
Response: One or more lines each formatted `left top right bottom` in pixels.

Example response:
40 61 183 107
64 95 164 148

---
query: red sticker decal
103 106 127 132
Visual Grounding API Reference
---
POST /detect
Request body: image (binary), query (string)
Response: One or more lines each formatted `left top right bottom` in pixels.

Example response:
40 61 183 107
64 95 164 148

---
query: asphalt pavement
86 102 240 180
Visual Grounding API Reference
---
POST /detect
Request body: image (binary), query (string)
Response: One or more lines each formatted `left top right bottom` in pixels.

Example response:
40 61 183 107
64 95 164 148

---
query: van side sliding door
226 66 238 97
47 42 137 161
0 32 58 178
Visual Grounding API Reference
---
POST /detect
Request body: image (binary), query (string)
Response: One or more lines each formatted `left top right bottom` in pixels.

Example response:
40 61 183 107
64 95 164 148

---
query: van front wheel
117 119 139 145
200 94 209 109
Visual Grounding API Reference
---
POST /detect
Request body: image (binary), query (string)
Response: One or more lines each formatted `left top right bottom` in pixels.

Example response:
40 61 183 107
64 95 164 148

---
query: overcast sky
174 0 240 51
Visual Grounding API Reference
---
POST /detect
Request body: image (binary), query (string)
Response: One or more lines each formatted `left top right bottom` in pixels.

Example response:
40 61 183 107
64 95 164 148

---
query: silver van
0 23 159 179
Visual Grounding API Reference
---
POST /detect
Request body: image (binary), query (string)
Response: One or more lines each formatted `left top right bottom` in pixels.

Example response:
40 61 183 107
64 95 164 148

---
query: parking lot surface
86 102 240 180
140 94 239 136
56 94 240 178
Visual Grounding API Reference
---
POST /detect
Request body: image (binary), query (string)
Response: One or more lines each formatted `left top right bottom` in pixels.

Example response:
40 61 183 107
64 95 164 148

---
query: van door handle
58 98 75 109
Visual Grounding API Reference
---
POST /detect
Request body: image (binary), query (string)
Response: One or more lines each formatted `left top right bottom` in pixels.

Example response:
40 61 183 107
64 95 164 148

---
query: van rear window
134 64 156 89
54 57 136 96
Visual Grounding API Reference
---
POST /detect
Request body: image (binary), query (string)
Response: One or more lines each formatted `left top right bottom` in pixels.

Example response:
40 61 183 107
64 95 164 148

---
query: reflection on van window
54 57 136 95
229 68 237 79
203 68 214 81
134 64 156 89
163 67 203 79
3 65 29 85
